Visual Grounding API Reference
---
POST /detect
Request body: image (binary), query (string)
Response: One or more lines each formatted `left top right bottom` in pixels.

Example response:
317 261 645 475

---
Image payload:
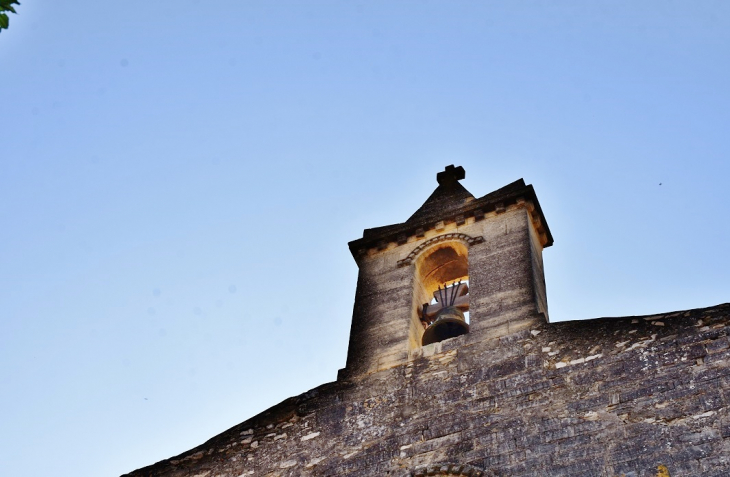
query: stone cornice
349 179 552 260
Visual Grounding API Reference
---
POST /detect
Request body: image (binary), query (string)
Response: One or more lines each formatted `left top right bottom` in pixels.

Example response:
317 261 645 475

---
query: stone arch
397 233 484 268
405 233 484 349
415 240 469 299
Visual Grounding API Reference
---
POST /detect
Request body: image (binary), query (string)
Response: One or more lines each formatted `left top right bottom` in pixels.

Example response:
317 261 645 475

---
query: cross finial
437 165 466 185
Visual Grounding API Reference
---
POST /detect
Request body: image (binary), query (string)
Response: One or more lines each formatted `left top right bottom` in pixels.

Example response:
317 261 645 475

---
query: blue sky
2 2 729 476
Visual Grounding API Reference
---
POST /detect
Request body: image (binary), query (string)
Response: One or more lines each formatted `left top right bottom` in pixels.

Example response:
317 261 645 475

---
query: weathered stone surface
124 304 730 477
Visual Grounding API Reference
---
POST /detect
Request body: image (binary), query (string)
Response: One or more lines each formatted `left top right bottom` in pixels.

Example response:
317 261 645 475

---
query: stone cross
436 164 466 185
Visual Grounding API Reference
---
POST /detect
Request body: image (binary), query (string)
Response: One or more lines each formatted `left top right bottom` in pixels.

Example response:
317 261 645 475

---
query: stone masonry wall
345 205 544 379
125 302 730 477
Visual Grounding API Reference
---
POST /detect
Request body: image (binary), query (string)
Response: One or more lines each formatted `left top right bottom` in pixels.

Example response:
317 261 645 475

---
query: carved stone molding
396 233 485 267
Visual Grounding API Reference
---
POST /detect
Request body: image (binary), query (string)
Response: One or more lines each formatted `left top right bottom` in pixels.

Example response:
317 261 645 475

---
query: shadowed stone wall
345 204 546 379
125 303 730 477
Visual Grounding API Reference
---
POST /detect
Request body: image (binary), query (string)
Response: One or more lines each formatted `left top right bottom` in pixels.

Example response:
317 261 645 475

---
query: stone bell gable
343 165 552 380
125 166 730 477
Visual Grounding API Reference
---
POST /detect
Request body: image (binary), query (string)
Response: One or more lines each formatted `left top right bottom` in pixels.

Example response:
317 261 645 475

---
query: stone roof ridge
477 177 527 199
121 380 345 477
405 174 475 224
405 167 528 226
555 302 730 325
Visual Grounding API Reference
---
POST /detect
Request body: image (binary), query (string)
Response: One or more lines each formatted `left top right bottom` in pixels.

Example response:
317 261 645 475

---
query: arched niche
408 237 474 349
415 241 469 298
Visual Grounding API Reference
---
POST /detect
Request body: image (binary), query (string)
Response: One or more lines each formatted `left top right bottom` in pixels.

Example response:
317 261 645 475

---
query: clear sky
2 2 729 476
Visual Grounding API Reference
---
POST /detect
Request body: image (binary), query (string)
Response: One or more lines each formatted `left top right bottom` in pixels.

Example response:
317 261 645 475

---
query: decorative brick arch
409 462 487 476
396 233 484 268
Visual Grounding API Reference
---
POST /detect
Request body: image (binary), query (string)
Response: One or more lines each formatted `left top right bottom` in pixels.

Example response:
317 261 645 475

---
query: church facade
126 166 730 476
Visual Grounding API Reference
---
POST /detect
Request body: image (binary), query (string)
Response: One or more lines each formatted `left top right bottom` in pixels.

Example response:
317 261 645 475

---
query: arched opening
419 245 469 294
410 241 470 348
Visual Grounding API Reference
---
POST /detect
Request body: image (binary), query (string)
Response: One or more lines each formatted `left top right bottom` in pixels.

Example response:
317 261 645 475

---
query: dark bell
422 306 469 346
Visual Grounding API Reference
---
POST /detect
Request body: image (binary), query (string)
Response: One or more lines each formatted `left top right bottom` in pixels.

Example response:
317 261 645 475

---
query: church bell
421 282 470 346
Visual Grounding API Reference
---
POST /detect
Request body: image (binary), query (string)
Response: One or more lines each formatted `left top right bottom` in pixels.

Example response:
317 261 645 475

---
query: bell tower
342 166 553 379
